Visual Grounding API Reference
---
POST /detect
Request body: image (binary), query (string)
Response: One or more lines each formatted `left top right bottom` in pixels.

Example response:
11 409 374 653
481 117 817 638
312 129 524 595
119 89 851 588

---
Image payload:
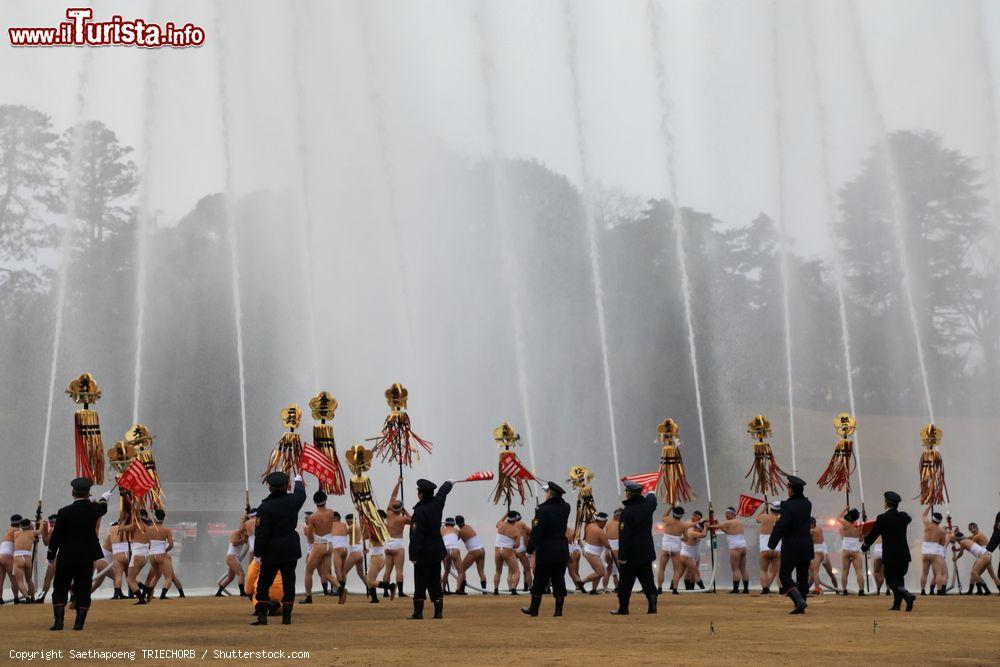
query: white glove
293 474 303 483
446 479 456 485
101 490 113 502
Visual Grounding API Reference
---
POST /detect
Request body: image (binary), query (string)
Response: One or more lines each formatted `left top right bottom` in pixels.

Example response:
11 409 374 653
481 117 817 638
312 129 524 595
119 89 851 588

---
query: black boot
322 581 330 596
730 580 740 594
113 588 125 600
554 596 565 617
520 595 542 617
929 584 935 595
50 604 65 631
610 600 629 615
396 580 407 598
215 586 226 597
177 587 185 598
433 598 443 619
936 587 947 595
788 589 807 614
575 581 586 593
742 580 749 594
890 588 902 610
684 579 695 591
300 595 312 604
281 602 293 625
36 592 47 604
250 603 268 625
408 598 424 619
72 607 89 631
647 593 658 614
903 589 915 612
455 582 467 595
160 589 169 600
696 581 705 590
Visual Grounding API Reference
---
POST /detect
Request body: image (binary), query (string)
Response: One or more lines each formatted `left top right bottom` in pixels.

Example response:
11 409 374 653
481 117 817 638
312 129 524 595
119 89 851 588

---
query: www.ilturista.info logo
9 8 205 48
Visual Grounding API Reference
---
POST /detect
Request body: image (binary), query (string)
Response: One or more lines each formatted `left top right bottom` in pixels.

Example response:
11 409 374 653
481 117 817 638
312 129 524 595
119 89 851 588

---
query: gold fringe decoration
817 413 856 493
345 444 390 543
125 423 165 510
309 392 346 495
108 440 141 527
568 466 597 539
489 422 531 507
66 373 104 484
654 418 695 506
744 415 787 496
918 423 949 506
262 404 303 486
371 383 432 467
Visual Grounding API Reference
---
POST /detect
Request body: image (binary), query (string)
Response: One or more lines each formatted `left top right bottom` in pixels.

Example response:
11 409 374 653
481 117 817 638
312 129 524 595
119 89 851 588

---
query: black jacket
618 492 657 563
408 481 453 562
985 510 1000 552
863 507 912 564
526 495 570 564
47 497 108 564
253 479 306 562
768 491 814 561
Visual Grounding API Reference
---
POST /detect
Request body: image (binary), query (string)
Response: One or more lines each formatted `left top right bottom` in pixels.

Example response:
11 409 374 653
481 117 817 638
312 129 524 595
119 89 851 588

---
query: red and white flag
461 471 495 482
117 460 156 498
621 472 661 494
300 443 337 487
737 493 764 517
859 519 876 535
499 452 534 480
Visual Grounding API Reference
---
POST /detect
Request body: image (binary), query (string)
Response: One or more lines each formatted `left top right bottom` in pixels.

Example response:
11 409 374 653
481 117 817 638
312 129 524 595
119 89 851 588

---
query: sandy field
2 590 999 666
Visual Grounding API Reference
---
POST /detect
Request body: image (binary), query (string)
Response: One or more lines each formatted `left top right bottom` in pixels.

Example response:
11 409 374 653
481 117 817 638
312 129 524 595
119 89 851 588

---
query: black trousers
777 556 810 597
617 561 657 608
530 561 568 597
884 560 910 605
256 559 297 605
52 556 93 608
413 560 442 601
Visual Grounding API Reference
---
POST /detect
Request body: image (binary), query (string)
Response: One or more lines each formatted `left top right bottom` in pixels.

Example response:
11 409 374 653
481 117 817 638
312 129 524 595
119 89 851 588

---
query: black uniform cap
313 490 327 504
884 491 901 504
70 477 94 492
266 471 289 487
544 481 566 496
787 475 806 489
417 479 437 492
623 480 643 493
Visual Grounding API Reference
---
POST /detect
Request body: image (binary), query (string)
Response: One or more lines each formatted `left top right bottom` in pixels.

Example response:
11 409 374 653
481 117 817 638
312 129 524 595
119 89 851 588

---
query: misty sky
3 0 999 258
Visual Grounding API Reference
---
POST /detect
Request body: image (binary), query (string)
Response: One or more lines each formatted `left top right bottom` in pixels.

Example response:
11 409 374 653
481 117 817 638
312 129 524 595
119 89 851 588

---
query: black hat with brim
266 471 289 488
544 481 566 496
787 475 806 489
70 477 94 492
417 479 437 492
624 480 643 493
884 491 901 504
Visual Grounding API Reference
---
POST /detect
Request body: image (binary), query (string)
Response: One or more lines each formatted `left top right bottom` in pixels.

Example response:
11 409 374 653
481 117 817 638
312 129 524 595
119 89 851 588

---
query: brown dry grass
2 591 999 666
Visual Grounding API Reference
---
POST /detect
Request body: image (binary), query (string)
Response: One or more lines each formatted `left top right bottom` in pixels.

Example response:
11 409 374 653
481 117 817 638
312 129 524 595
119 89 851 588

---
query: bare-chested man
108 520 130 599
756 502 781 594
513 512 534 592
602 509 621 592
580 512 611 594
714 506 749 593
344 513 368 595
968 523 1000 592
381 477 410 598
1 514 22 603
89 527 116 597
12 518 37 601
680 511 708 590
145 509 184 599
494 510 522 595
808 517 838 594
455 515 486 594
217 516 247 597
441 517 462 592
567 526 584 592
328 511 350 602
952 530 993 595
838 507 865 595
659 506 696 594
301 491 339 604
919 506 947 595
127 513 153 603
35 515 58 603
365 509 388 603
870 535 888 595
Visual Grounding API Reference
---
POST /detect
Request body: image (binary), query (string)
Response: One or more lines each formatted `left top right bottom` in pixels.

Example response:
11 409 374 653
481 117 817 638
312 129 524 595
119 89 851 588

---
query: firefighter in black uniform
985 509 1000 553
768 475 813 614
862 490 916 612
521 481 570 617
252 471 306 626
408 478 453 620
47 477 112 631
611 480 658 615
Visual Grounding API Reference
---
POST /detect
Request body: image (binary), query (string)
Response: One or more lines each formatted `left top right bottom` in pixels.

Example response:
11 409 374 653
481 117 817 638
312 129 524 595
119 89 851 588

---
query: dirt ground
2 591 999 666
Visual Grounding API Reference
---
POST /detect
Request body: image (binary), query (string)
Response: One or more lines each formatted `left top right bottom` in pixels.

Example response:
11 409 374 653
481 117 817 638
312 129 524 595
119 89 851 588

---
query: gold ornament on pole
66 373 104 484
918 423 949 506
817 413 856 493
744 415 787 496
490 421 531 509
567 465 597 540
308 391 346 495
345 444 390 543
107 439 139 526
262 404 303 487
371 383 432 468
654 418 695 506
124 423 164 509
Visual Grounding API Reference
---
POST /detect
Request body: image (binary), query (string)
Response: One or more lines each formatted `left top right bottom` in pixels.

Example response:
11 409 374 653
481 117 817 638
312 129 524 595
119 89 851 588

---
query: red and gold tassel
568 466 597 538
744 415 787 496
819 413 857 493
262 405 304 486
66 373 105 484
372 383 432 467
918 423 949 506
309 391 346 495
125 423 165 510
345 445 390 543
654 418 695 505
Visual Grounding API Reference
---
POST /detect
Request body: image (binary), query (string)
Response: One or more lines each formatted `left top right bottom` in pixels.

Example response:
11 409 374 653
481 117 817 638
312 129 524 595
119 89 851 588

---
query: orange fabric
245 558 283 607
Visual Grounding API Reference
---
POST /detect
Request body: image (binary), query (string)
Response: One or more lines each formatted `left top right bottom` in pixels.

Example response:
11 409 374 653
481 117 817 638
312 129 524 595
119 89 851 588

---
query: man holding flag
252 471 306 626
47 477 112 631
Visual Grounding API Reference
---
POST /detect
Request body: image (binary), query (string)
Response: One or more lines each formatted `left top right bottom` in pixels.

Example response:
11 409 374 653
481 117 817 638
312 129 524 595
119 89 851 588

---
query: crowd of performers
8 375 1000 629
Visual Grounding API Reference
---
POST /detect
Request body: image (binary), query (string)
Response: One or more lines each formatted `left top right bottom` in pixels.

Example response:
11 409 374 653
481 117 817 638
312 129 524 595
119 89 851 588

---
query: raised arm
389 476 403 507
